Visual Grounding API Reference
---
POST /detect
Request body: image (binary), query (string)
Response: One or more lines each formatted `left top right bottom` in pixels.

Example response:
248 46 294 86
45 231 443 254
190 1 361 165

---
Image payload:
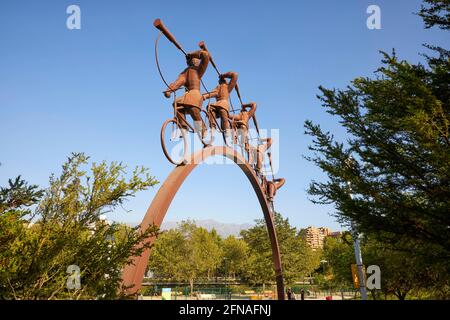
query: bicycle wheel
160 119 188 165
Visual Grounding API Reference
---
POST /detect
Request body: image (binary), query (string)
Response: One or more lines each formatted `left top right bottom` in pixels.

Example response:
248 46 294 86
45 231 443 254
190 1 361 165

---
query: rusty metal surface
121 146 285 299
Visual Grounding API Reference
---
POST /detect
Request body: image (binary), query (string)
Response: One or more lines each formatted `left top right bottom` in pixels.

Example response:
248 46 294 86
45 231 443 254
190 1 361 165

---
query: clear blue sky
0 1 448 230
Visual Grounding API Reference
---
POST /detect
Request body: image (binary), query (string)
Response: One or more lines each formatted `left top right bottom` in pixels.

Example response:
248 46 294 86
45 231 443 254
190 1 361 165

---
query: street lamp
320 259 328 273
345 157 368 301
350 223 367 300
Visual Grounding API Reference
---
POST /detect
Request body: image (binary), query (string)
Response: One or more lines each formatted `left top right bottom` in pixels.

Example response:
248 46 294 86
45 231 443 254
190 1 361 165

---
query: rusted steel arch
121 146 285 300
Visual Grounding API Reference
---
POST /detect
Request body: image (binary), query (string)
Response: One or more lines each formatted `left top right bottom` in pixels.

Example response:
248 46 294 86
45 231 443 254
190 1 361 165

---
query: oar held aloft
153 18 187 56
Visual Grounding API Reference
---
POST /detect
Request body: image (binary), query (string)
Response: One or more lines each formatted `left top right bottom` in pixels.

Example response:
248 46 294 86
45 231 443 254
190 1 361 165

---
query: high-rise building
303 226 333 250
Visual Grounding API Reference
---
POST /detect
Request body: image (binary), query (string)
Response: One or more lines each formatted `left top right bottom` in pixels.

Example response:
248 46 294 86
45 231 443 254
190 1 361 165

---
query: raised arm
188 50 210 78
220 71 238 93
242 102 257 118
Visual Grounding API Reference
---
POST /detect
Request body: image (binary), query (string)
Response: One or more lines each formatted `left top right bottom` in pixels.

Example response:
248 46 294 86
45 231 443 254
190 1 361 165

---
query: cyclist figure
230 102 257 154
163 49 210 137
202 71 238 138
266 178 286 202
249 138 272 174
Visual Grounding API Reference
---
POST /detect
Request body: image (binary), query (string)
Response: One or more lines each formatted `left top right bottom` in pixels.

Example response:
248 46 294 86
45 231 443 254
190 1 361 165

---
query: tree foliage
418 0 450 30
241 213 320 286
222 235 249 278
148 221 222 293
322 235 355 288
322 234 450 299
147 213 320 290
305 48 450 256
306 2 449 298
363 237 436 300
0 153 159 299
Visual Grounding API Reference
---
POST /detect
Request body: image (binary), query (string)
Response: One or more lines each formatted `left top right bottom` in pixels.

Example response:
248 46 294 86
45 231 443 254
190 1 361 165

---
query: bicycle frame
172 102 198 133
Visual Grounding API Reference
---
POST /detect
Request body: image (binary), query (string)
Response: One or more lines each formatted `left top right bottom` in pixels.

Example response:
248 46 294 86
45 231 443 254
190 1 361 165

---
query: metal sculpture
121 19 287 300
122 146 284 299
202 71 238 139
162 48 209 138
250 138 273 174
230 102 258 157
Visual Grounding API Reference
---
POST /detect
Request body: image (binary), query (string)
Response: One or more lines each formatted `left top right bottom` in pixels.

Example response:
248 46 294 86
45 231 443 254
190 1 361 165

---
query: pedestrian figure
286 288 296 300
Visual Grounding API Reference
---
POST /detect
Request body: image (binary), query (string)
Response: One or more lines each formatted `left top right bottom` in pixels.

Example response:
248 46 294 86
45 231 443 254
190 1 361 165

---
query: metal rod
348 181 368 300
198 41 244 105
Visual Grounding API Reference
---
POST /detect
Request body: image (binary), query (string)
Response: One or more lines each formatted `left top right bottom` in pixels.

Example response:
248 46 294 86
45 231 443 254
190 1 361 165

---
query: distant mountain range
124 219 252 237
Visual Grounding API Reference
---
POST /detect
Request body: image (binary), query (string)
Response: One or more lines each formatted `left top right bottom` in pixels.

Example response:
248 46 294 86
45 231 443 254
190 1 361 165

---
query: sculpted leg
190 108 206 138
218 108 229 132
177 110 189 130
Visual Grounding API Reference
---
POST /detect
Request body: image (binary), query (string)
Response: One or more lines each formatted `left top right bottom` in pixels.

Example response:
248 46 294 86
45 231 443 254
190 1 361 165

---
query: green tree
0 176 43 212
305 1 449 299
147 229 188 281
322 234 450 300
363 238 420 300
305 47 449 254
304 0 450 264
0 153 159 299
191 227 223 281
322 235 355 289
363 236 450 300
148 221 223 294
240 219 273 286
241 213 320 286
221 235 249 279
418 0 450 30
